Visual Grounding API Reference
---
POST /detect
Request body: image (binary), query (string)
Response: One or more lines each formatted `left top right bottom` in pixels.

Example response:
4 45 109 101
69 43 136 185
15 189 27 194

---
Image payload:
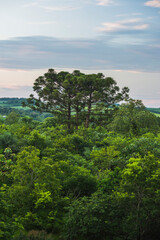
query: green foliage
5 111 20 125
9 147 63 232
59 163 97 197
2 92 160 239
122 135 160 158
25 69 129 129
63 191 110 240
113 153 160 240
110 99 159 136
0 184 24 239
0 132 18 152
91 146 120 170
0 148 15 185
27 130 48 150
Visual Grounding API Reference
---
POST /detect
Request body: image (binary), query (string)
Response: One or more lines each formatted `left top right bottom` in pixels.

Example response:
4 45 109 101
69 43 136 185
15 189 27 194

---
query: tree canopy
1 73 160 240
24 69 129 129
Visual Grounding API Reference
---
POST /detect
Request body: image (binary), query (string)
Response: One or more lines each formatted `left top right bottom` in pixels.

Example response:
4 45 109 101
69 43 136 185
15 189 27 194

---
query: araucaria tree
24 69 129 129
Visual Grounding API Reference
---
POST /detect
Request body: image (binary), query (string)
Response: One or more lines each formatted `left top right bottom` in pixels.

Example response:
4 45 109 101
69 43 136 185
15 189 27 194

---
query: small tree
110 99 159 135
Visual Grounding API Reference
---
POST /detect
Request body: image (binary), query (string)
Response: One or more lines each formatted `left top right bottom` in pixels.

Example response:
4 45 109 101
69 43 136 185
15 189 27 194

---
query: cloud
43 6 79 11
145 0 160 8
0 86 33 97
28 21 56 25
98 18 149 32
22 1 81 11
96 0 116 6
22 2 38 8
117 13 143 17
0 36 159 72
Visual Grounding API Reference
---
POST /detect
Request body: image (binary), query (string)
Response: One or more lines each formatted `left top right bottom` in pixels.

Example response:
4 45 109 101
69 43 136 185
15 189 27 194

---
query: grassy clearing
153 113 160 117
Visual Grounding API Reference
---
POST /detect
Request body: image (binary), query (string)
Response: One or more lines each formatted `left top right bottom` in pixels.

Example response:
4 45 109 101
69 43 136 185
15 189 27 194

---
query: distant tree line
0 98 26 105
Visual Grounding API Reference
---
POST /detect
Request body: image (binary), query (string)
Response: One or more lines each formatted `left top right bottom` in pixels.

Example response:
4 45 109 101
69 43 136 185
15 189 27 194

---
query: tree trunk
76 106 79 130
67 102 71 130
85 95 92 128
136 193 143 240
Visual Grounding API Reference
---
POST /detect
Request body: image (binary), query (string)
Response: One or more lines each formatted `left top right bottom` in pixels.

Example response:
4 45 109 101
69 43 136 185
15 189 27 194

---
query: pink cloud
133 24 149 30
143 99 160 107
43 6 79 11
145 0 160 8
113 69 144 74
28 21 56 25
98 18 149 32
96 0 115 6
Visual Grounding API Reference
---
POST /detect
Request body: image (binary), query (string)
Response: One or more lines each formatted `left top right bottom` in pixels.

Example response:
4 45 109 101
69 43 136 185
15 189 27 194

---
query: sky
0 0 160 107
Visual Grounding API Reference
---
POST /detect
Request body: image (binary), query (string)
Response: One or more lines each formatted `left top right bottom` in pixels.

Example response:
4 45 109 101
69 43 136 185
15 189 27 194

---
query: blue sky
0 0 160 106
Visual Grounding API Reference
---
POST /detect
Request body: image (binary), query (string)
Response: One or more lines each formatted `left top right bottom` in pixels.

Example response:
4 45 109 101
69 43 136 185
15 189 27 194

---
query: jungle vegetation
0 69 160 240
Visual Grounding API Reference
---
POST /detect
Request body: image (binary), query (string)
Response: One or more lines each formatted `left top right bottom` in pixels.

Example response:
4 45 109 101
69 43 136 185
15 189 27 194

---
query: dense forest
1 69 160 240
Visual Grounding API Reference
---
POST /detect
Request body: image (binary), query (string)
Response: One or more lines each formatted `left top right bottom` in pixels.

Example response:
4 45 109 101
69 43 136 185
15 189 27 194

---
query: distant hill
0 98 51 121
147 108 160 117
0 97 27 108
0 98 159 119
